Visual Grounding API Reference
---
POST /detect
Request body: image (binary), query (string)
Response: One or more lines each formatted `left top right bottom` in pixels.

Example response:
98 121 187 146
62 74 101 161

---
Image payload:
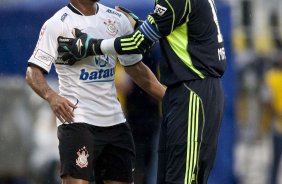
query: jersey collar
67 3 99 16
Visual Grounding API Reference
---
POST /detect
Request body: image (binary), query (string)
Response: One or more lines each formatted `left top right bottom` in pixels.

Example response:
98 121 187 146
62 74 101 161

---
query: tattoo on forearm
30 70 52 99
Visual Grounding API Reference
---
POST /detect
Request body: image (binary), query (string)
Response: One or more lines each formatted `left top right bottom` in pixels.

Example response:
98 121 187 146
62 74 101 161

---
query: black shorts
157 77 224 184
57 122 135 182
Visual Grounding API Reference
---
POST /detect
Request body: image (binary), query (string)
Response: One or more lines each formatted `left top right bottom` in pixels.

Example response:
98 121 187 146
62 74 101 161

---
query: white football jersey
28 3 142 127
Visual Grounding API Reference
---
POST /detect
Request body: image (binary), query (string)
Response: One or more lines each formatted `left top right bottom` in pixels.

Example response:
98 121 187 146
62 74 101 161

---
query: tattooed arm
26 65 76 123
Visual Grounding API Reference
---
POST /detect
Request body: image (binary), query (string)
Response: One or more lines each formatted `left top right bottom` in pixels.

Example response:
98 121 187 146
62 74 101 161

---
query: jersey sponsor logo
76 146 89 168
34 49 54 66
154 4 167 16
61 13 68 22
104 19 118 36
106 9 121 17
80 55 115 82
79 67 115 82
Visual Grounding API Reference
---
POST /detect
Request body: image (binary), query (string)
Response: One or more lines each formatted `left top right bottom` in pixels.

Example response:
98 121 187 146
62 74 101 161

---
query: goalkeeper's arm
100 19 162 55
57 19 162 61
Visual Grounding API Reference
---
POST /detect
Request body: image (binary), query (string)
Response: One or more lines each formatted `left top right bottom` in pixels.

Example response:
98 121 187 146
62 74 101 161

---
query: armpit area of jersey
27 62 48 74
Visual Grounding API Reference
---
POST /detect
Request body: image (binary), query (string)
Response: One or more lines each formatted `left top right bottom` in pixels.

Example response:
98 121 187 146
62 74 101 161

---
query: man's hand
47 93 77 123
115 6 143 30
26 65 77 123
57 28 103 65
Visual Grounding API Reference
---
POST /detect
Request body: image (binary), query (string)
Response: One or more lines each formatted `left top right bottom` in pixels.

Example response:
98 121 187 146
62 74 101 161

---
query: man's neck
70 0 97 16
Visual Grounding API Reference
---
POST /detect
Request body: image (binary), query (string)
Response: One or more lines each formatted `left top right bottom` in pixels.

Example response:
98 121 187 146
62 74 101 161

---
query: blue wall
0 8 54 76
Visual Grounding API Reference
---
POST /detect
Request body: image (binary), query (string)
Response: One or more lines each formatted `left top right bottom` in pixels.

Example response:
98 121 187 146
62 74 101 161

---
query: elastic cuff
100 38 117 55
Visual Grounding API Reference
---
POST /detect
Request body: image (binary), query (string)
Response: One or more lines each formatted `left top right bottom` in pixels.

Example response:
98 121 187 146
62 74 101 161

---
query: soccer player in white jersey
25 0 165 184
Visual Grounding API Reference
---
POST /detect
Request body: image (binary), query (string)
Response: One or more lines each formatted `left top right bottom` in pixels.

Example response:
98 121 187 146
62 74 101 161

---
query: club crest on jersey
76 146 89 168
154 4 167 16
104 19 118 36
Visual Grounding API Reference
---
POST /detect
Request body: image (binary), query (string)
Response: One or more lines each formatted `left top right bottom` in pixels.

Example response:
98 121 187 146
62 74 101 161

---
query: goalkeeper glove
57 28 103 65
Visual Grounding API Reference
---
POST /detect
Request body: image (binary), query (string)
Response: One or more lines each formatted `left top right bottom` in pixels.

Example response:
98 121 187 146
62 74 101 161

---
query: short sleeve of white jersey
28 17 61 73
117 15 142 66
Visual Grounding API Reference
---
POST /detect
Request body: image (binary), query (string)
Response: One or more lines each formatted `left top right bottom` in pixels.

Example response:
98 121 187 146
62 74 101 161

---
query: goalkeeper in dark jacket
58 0 227 183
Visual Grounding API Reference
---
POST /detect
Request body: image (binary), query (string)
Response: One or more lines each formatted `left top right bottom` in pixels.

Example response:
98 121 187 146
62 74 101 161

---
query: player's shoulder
42 6 70 34
46 6 70 25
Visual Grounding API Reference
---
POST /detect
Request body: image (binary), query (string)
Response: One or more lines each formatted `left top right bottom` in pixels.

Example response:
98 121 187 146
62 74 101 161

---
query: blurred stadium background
0 0 282 183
